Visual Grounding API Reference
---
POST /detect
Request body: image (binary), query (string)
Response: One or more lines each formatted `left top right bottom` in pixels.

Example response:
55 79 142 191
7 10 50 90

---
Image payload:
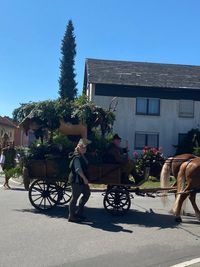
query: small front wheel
103 187 131 215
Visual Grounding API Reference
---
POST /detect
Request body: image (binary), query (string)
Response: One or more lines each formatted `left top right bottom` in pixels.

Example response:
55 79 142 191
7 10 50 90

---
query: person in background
68 138 91 223
0 142 16 189
104 134 146 185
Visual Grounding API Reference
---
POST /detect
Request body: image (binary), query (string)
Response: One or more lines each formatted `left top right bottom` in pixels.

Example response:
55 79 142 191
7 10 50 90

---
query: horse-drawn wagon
23 159 151 215
18 100 200 222
23 153 200 221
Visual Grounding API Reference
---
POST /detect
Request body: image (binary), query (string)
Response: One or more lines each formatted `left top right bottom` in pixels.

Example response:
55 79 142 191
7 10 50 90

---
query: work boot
68 215 82 223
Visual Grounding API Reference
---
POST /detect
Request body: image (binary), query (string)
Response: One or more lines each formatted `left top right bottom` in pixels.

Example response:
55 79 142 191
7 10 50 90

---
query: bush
193 147 200 156
175 128 200 155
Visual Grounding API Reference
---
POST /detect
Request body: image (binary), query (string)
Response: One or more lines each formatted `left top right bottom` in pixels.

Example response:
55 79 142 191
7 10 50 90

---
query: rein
140 186 200 199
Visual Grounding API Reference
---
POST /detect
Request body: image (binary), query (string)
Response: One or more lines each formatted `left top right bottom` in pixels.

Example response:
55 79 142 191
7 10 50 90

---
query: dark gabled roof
0 116 17 128
85 58 200 90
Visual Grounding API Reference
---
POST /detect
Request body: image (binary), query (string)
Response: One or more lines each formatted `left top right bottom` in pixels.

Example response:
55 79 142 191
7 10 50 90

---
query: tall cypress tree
59 20 77 100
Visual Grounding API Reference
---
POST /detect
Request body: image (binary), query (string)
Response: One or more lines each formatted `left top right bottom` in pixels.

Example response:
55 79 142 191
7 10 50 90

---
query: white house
83 58 200 156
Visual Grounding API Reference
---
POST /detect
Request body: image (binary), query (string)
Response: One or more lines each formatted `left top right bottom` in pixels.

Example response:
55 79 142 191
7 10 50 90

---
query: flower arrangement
133 146 165 179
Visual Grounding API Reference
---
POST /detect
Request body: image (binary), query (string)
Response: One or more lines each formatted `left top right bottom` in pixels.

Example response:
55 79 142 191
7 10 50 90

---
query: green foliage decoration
72 102 115 137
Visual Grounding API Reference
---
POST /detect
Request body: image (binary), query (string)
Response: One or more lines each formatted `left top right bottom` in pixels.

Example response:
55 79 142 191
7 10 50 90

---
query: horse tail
176 160 191 192
171 161 188 215
160 157 173 205
160 157 173 188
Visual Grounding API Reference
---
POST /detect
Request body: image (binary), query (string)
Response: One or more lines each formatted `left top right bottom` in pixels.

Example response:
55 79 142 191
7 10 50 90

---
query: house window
136 98 160 115
135 132 159 149
178 133 187 145
179 100 194 118
10 132 12 138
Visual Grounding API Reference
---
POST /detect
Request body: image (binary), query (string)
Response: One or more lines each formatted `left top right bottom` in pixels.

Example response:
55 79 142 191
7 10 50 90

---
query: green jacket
68 152 88 185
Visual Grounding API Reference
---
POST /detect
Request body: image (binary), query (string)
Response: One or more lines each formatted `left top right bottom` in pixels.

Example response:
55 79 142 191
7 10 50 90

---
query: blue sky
1 0 200 117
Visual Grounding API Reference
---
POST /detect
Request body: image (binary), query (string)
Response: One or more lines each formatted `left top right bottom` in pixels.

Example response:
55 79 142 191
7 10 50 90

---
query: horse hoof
175 216 182 223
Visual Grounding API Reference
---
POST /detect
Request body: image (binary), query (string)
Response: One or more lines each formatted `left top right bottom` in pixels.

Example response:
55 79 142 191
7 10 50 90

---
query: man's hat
112 134 122 140
77 138 92 147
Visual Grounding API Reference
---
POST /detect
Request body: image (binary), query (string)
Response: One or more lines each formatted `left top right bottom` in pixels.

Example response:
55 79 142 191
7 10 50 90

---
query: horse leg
171 193 188 222
189 192 200 220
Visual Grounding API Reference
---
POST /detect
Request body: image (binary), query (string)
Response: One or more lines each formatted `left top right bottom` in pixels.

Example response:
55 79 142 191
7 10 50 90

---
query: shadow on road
9 187 27 192
15 205 179 232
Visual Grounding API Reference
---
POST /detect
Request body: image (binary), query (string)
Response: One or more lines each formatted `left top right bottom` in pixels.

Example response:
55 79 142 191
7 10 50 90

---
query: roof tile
85 58 200 89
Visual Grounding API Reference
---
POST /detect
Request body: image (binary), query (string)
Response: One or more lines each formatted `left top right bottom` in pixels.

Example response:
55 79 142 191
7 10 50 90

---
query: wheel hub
114 193 121 205
41 190 50 198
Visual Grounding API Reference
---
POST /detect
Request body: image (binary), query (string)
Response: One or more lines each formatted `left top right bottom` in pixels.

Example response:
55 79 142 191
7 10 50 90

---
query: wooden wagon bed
23 159 174 215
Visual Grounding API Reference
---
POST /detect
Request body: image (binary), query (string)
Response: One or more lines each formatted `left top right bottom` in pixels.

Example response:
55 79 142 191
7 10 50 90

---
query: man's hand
83 178 89 185
79 171 89 185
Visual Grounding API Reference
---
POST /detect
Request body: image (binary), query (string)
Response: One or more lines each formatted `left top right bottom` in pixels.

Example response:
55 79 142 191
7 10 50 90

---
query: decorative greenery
133 147 165 179
72 103 115 137
73 94 88 106
13 98 115 144
12 97 116 179
13 99 72 126
85 131 113 164
13 102 38 123
3 165 22 179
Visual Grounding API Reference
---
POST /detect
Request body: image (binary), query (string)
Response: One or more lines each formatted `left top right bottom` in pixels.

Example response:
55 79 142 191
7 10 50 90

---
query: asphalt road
0 175 200 267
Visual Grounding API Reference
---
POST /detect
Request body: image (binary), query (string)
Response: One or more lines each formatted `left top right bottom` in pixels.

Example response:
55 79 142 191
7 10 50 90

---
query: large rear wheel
29 180 59 211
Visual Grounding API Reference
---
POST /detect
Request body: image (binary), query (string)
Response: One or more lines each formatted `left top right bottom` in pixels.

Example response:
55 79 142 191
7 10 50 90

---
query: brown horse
160 154 196 188
160 153 196 219
171 157 200 222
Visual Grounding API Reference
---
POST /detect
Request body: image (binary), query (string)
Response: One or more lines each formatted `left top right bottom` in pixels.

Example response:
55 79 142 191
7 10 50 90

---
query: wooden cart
23 158 72 211
24 160 153 215
87 164 151 215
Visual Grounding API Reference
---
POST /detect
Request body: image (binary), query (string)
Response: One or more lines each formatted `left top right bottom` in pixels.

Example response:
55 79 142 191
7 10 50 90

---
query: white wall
88 83 200 157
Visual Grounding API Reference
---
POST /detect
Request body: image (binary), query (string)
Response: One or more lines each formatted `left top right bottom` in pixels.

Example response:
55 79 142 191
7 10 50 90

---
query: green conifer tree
58 20 77 100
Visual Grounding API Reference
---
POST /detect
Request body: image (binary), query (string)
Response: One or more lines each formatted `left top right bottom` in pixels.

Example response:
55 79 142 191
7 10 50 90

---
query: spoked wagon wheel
103 187 131 215
29 179 59 211
52 182 72 205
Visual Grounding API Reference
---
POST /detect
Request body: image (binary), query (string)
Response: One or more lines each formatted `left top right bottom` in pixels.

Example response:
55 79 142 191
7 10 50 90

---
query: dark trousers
69 184 91 218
